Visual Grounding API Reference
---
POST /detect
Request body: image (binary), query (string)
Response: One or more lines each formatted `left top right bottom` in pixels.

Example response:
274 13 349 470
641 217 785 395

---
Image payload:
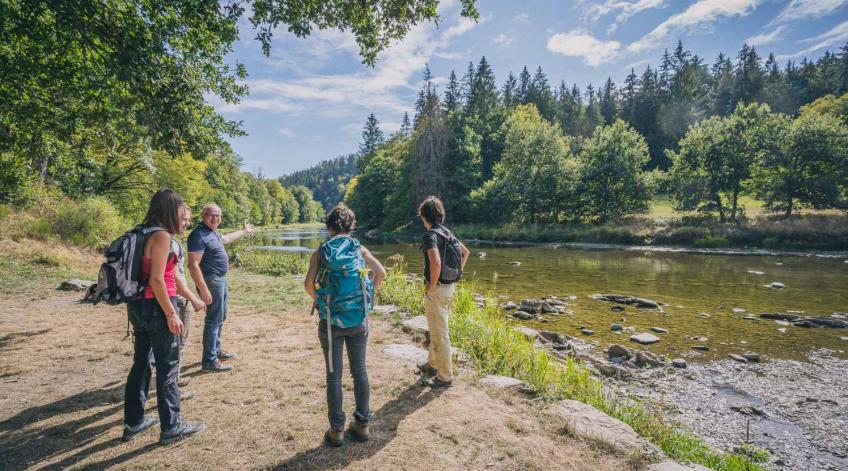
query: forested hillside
280 154 359 211
340 41 848 229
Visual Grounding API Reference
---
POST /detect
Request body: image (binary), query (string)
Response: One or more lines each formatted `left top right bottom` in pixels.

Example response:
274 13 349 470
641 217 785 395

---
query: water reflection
253 226 848 362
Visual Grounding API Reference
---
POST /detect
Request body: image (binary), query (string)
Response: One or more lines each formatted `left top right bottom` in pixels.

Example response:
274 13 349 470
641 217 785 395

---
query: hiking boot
159 419 206 445
201 360 233 372
178 376 191 388
423 376 453 389
122 417 159 442
345 420 370 442
324 428 344 447
416 361 437 376
219 351 237 361
180 389 196 401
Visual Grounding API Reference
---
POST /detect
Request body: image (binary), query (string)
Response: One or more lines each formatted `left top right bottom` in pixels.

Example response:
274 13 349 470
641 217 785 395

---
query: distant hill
280 154 359 211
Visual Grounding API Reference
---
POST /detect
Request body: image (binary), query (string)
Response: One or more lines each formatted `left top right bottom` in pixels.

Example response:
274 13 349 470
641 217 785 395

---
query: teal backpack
315 235 373 328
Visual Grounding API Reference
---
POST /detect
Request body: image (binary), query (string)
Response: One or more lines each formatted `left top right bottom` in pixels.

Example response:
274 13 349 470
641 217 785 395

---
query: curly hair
417 195 445 226
326 203 356 234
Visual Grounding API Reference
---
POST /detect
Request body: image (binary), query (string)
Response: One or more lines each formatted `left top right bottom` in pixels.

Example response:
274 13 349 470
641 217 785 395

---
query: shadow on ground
272 382 444 470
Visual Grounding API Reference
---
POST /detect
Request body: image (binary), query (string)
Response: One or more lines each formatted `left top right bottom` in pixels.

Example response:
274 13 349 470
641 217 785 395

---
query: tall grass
377 258 765 471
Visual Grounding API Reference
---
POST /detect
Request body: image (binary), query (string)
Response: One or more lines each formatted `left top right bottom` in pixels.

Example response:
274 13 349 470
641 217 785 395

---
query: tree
472 104 579 222
358 113 385 170
579 120 652 222
290 185 323 223
752 110 848 216
669 103 780 221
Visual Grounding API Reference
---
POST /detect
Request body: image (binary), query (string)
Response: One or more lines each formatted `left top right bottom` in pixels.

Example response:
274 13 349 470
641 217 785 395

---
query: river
253 226 848 363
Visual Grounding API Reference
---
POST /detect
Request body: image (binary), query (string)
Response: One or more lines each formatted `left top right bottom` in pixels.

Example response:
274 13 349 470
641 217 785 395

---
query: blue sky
212 0 848 177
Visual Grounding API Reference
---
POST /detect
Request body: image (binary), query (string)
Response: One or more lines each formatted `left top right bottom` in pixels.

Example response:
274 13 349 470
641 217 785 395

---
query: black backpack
431 226 463 284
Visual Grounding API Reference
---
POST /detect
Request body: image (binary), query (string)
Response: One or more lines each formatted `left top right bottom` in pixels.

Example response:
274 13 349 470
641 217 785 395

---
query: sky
212 0 848 177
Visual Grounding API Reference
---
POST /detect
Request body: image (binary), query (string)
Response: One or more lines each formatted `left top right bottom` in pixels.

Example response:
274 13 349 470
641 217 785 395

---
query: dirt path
0 252 628 470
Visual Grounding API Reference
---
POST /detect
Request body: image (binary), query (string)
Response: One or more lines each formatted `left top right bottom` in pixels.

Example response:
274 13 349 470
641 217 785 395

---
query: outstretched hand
243 222 253 233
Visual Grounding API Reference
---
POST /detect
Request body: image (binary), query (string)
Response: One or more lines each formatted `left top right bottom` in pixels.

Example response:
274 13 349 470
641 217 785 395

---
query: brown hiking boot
345 420 370 442
324 428 344 447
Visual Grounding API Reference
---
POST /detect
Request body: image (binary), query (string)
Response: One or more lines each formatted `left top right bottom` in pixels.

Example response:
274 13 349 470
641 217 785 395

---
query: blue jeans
318 320 370 431
202 274 228 365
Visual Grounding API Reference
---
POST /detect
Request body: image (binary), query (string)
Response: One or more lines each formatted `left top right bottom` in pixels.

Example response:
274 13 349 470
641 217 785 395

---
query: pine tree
710 53 735 116
400 112 411 137
444 70 461 113
600 77 618 124
517 66 531 104
733 44 764 104
358 113 385 171
622 69 639 124
527 66 556 121
501 72 517 108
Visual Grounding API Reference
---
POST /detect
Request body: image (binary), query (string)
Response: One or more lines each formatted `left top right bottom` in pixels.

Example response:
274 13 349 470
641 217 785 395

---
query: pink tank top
141 252 178 299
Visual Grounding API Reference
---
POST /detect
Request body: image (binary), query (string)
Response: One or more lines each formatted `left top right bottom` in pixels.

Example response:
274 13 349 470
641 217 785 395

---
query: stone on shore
760 312 799 321
671 359 688 369
732 308 746 314
768 282 785 289
479 375 525 391
402 316 429 334
513 326 540 341
580 328 595 336
648 460 711 471
728 354 748 363
512 310 534 320
742 352 760 362
372 304 399 315
691 345 710 351
650 327 669 334
544 400 661 459
500 301 518 310
608 344 633 360
382 344 428 364
610 323 623 332
630 333 661 345
589 294 665 309
58 279 94 291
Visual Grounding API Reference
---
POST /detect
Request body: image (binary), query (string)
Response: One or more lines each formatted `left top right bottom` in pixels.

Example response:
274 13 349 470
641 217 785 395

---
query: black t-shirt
421 224 444 284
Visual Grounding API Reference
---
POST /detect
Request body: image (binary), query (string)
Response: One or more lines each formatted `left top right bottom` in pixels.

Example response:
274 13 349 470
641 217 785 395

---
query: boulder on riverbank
793 316 848 329
543 400 662 460
589 294 667 309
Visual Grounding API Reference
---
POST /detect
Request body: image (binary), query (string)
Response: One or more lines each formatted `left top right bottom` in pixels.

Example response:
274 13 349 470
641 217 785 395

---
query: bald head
202 203 222 230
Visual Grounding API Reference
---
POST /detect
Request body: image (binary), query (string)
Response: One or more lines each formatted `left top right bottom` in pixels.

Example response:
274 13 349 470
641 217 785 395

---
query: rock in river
732 308 746 314
580 328 595 336
768 282 786 289
512 310 534 320
589 294 666 309
742 352 761 362
760 312 799 321
672 358 688 369
499 301 518 311
630 333 661 345
610 323 623 332
650 327 668 334
691 345 710 351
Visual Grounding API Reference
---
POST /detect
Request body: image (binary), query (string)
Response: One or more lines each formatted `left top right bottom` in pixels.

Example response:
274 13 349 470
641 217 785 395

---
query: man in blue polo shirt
188 204 253 372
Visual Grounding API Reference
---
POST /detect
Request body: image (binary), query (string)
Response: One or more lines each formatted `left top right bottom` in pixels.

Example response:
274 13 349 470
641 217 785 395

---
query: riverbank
362 214 848 252
0 237 632 470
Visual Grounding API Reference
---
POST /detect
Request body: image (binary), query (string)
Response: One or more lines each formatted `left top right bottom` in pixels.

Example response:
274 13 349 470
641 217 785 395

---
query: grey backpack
90 225 163 305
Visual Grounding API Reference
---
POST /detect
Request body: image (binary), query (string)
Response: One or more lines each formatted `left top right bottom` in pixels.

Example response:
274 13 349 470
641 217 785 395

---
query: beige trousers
424 283 456 381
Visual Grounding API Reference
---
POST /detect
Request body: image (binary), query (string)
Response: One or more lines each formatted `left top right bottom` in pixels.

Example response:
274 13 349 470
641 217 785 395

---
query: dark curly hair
417 195 445 226
326 203 356 234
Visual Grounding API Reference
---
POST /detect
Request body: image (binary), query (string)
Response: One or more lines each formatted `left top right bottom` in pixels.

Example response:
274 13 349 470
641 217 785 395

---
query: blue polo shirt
187 222 229 277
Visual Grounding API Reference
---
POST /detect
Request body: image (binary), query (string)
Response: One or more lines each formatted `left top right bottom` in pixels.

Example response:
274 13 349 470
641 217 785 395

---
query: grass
375 257 766 471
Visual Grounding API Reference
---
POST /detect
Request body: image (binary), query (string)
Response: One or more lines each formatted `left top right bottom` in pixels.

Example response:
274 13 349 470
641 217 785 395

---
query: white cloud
277 128 296 138
586 0 665 33
745 25 786 46
494 33 516 47
770 0 848 25
217 5 482 120
513 13 530 22
627 0 763 53
778 19 848 59
547 29 622 66
434 50 468 60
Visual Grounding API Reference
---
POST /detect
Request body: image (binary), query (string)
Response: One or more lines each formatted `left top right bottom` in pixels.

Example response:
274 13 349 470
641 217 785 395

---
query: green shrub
232 249 309 276
54 197 124 250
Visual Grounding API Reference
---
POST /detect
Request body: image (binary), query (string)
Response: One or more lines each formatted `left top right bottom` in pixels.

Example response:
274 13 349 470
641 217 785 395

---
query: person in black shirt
417 196 470 388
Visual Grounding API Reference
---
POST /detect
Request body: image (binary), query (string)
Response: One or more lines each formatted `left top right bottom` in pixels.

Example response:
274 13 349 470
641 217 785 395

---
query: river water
253 226 848 363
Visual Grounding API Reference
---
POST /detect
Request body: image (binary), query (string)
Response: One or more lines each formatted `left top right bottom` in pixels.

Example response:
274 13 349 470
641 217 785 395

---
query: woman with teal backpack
304 203 386 447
